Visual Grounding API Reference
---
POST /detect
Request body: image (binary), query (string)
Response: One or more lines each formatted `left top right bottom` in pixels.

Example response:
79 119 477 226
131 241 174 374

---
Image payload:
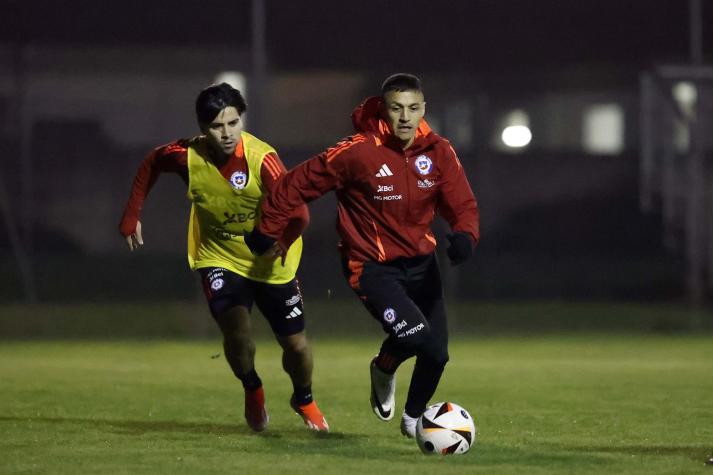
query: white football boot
369 357 396 421
400 411 418 438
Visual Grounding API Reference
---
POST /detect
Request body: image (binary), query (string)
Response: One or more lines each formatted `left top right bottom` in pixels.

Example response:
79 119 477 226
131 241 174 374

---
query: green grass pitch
1 336 712 474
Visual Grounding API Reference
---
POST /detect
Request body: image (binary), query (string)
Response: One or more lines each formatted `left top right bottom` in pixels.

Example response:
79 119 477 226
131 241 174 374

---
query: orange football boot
290 396 329 432
244 387 269 432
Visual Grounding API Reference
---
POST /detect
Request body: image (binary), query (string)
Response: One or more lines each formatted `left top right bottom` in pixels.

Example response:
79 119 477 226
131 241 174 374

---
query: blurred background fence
1 0 712 336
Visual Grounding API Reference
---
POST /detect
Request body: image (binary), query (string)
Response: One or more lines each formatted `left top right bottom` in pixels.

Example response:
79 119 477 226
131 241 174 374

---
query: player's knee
286 339 309 357
395 320 432 350
281 332 310 356
420 341 449 368
223 328 253 349
432 351 449 368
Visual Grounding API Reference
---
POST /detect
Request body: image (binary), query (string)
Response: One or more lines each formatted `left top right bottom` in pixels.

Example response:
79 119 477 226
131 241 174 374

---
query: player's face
202 106 243 156
382 90 426 149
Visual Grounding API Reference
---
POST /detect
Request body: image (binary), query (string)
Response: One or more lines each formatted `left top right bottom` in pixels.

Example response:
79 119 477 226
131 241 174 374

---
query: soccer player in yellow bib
119 83 329 432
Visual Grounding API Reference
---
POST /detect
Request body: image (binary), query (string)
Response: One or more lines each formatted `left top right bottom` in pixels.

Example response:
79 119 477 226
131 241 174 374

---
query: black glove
446 232 473 265
244 228 276 256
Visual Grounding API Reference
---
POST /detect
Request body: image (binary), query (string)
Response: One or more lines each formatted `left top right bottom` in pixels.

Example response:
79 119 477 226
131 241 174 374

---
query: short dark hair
381 73 422 96
195 83 247 125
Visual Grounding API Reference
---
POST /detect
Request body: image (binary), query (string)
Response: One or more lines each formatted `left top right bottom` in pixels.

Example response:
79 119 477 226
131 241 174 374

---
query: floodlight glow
501 125 532 148
214 71 247 95
583 104 624 155
672 81 697 119
672 81 697 108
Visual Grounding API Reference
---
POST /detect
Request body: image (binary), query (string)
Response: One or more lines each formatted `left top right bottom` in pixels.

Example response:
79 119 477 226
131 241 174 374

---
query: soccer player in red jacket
246 73 479 437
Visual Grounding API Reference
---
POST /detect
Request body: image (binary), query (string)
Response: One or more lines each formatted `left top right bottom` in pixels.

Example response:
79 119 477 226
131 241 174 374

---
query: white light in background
582 104 624 155
670 82 697 153
500 109 532 148
501 125 532 148
672 81 697 118
214 71 247 96
214 71 248 126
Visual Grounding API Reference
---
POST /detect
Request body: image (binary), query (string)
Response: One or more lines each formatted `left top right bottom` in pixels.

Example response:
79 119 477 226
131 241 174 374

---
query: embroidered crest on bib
229 171 247 189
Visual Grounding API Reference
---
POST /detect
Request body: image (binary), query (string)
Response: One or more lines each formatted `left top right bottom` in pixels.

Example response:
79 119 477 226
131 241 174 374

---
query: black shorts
342 253 448 353
198 267 305 337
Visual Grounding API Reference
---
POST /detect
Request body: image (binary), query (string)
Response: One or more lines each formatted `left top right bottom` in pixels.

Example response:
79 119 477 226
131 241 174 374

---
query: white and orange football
415 402 477 455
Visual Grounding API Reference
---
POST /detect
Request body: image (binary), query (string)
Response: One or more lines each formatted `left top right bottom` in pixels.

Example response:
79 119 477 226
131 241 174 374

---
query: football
415 402 476 455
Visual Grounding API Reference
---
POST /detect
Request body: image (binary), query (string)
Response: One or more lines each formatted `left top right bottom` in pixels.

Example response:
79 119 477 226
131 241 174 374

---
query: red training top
119 137 309 248
257 96 479 264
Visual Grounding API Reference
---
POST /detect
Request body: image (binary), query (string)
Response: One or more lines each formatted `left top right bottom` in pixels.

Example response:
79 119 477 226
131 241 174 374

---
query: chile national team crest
383 308 397 324
210 278 224 291
229 171 247 190
414 155 433 175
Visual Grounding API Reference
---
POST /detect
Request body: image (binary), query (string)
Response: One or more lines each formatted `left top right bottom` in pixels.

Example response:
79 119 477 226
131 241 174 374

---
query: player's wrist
245 227 276 255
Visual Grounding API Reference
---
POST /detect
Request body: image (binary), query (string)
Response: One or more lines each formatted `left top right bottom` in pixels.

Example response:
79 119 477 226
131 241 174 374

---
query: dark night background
1 0 712 308
3 0 711 71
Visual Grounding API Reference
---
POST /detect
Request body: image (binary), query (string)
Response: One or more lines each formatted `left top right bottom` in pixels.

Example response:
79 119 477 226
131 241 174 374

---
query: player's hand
125 220 144 251
244 227 276 256
446 232 473 265
264 241 288 266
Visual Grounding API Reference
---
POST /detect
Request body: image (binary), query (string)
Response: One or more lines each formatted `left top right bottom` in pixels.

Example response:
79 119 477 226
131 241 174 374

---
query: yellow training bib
186 132 302 284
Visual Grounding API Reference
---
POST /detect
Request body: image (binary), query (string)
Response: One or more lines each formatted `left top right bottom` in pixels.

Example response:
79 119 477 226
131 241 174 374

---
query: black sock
404 357 446 418
292 384 313 406
376 339 414 374
374 352 400 374
240 369 262 391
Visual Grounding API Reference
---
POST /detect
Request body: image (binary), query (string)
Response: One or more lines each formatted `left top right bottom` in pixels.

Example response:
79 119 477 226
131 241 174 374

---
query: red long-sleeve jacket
258 96 479 263
119 137 309 249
